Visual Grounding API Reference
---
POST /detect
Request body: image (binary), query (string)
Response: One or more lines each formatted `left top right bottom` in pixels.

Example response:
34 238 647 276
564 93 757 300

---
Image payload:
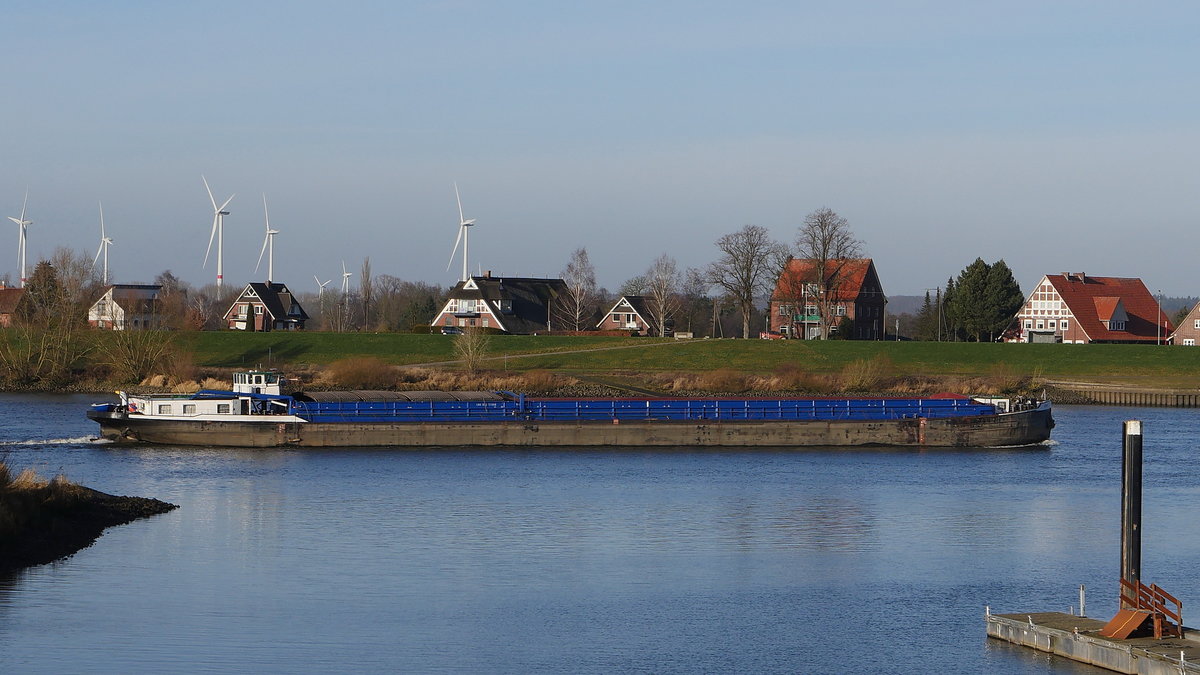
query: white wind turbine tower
202 176 235 290
340 259 353 298
256 194 280 284
7 191 31 287
445 182 476 283
93 201 115 285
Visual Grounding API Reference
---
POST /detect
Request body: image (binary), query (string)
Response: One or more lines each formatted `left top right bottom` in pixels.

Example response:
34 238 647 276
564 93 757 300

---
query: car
441 326 463 335
759 331 786 340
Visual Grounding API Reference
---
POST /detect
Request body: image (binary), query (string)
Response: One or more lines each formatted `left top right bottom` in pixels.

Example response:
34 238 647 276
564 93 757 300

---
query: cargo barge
87 371 1054 448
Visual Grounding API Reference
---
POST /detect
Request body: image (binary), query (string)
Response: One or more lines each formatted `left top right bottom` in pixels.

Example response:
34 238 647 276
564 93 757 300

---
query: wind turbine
314 275 332 298
7 191 31 287
340 260 353 298
93 201 114 285
445 182 476 283
202 176 235 290
256 194 280 284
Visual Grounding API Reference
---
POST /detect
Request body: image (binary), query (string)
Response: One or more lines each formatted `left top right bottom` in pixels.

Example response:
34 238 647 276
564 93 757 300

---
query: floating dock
986 610 1200 674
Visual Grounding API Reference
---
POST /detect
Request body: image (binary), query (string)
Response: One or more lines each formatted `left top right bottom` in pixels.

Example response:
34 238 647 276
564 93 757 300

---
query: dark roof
1046 274 1170 342
447 276 567 334
0 288 24 314
226 282 310 322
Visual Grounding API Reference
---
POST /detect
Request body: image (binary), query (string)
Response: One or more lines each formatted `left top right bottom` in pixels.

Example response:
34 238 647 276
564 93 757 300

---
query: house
1012 272 1171 344
769 258 887 339
223 282 309 331
1169 302 1200 346
431 273 568 334
0 286 25 327
87 284 164 330
597 296 656 335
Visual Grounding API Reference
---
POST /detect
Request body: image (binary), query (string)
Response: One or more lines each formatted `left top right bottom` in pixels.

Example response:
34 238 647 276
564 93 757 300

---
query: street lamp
1157 290 1162 346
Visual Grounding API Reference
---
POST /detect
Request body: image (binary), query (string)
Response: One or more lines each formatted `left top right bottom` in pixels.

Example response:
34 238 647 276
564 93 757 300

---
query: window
217 403 231 414
613 315 620 323
1036 320 1044 330
1061 320 1068 331
1024 320 1032 330
1194 319 1199 330
255 305 264 314
1048 320 1056 330
804 304 817 316
1186 339 1196 346
779 304 793 316
482 318 489 327
835 304 846 316
444 316 452 326
238 304 248 318
157 404 171 414
183 404 196 415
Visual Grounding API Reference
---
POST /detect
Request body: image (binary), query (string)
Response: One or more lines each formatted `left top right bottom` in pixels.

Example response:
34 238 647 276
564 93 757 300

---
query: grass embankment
0 463 178 572
175 332 1200 395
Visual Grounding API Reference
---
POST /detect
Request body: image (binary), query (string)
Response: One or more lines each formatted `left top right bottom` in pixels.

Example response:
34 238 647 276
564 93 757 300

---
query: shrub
840 354 894 392
325 357 398 389
696 368 749 393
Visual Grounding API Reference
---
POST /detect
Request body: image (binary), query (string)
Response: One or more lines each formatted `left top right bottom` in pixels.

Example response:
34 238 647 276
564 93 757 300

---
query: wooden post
1120 420 1142 608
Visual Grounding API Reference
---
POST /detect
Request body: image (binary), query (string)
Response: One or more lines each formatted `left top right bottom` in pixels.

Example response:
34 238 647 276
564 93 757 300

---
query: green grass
178 331 1200 386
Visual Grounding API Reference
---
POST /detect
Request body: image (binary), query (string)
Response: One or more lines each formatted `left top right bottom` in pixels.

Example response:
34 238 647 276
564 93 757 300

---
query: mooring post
1079 584 1086 617
1120 420 1143 608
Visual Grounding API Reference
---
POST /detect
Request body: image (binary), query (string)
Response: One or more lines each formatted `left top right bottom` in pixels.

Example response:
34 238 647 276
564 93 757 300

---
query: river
1 394 1197 674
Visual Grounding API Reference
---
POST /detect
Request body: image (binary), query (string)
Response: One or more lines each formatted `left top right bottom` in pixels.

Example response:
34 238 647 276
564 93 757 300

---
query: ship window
157 404 171 414
183 404 196 414
217 403 231 414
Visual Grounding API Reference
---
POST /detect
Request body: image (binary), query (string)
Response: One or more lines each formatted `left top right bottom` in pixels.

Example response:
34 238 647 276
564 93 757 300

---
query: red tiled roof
1047 274 1171 342
0 288 24 314
771 259 875 302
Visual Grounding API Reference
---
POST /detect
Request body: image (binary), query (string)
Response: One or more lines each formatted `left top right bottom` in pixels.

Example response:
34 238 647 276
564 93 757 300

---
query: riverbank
0 463 178 573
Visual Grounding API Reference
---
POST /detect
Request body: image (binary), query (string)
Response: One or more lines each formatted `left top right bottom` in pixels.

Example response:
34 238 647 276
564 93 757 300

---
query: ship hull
88 402 1053 448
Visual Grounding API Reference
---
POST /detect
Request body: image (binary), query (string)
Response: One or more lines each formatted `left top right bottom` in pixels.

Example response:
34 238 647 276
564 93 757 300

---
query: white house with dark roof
597 295 656 334
223 282 309 331
431 273 567 334
87 284 164 330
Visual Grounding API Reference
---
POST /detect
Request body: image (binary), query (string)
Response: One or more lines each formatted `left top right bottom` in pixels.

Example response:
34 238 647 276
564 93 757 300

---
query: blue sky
4 1 1199 297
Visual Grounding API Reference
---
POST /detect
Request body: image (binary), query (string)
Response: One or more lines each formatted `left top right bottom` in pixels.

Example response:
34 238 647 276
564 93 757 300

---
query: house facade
87 284 164 330
223 282 309 331
1169 302 1200 346
597 296 656 335
768 258 887 339
431 273 568 334
1012 272 1171 344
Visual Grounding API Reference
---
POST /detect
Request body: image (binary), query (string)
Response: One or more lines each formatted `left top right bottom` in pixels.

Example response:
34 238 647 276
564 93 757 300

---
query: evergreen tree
946 258 1025 341
982 259 1025 340
914 291 937 341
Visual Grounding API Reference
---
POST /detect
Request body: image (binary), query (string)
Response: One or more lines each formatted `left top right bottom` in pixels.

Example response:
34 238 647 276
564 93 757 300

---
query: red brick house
223 282 309 331
1012 273 1171 344
0 287 25 327
768 258 886 339
1169 302 1200 346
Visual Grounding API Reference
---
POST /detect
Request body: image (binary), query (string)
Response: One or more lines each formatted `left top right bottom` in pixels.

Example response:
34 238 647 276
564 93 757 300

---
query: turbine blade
202 175 218 211
262 193 270 231
446 225 464 271
93 242 104 267
99 200 105 236
219 194 235 212
203 215 218 268
455 182 466 226
19 189 28 223
255 233 269 274
6 216 19 226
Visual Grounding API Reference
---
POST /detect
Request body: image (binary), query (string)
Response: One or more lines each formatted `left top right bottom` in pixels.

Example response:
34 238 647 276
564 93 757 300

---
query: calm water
1 395 1198 674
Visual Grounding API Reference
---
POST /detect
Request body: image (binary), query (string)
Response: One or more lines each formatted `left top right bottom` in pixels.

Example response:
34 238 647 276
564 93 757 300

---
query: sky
3 1 1199 297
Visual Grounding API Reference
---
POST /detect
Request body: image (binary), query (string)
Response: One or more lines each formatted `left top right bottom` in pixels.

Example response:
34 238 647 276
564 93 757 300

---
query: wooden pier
987 610 1200 674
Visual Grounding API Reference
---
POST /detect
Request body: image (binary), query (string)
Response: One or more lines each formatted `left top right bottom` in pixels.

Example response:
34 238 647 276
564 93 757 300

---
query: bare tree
360 257 373 330
707 225 784 338
454 326 491 374
644 253 680 337
556 247 598 331
794 208 862 339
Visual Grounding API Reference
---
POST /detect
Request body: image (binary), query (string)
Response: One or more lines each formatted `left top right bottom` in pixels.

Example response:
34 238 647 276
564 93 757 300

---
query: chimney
484 270 492 278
